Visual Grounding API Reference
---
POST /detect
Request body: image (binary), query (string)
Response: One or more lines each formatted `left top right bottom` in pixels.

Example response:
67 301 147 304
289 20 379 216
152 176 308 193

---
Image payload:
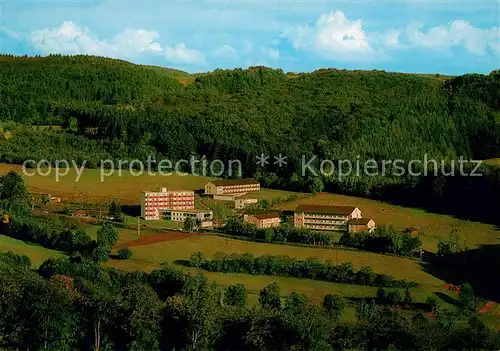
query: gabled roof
295 204 358 215
348 218 374 225
209 178 260 186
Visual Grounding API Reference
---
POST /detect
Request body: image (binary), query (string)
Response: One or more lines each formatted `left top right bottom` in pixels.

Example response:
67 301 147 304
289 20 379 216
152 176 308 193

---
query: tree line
189 251 417 289
1 251 499 350
0 171 124 262
1 56 499 224
339 225 422 257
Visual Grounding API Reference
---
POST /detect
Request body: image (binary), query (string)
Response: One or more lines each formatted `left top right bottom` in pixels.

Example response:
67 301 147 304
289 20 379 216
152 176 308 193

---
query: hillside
0 55 499 224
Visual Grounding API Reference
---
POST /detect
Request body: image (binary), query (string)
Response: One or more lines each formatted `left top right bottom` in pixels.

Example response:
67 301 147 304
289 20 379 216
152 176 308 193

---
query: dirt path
116 232 204 248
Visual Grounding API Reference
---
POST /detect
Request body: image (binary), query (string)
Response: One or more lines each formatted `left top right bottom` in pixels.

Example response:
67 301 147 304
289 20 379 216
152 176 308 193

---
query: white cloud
261 47 280 60
382 29 401 49
402 21 500 56
0 26 23 40
212 44 239 60
30 21 163 58
165 43 205 64
283 9 499 62
283 10 385 62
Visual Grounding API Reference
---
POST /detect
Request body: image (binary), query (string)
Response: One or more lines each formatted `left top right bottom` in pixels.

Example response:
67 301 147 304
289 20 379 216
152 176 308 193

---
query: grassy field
119 235 443 286
1 228 497 325
0 163 212 204
0 163 300 206
484 158 500 166
123 214 184 230
107 233 500 326
3 159 497 250
0 234 63 267
274 193 500 252
108 234 455 309
85 224 162 245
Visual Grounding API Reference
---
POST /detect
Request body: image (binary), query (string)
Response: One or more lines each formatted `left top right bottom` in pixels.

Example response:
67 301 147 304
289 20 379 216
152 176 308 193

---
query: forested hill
0 55 499 223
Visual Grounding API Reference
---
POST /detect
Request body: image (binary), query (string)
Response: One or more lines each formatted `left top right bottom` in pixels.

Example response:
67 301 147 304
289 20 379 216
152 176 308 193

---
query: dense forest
0 54 499 223
2 250 500 351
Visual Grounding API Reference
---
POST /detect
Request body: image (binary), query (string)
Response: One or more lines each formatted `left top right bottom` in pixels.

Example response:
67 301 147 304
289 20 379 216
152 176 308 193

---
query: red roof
295 204 358 215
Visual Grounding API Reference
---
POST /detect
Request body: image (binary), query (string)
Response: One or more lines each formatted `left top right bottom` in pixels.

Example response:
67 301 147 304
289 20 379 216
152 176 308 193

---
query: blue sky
1 0 499 74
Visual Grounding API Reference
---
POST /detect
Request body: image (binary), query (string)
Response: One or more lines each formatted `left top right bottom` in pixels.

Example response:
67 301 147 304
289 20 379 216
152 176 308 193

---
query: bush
222 217 331 246
322 294 346 320
192 252 417 288
224 283 247 307
0 251 31 267
426 296 440 313
92 245 110 262
97 222 119 248
190 252 206 268
459 283 478 312
259 282 281 309
117 247 132 260
340 226 422 257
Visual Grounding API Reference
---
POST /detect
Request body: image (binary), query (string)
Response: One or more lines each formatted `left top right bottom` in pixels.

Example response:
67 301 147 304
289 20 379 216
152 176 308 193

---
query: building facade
235 198 258 209
293 205 363 232
141 187 195 220
164 209 213 223
348 218 376 233
205 179 260 196
244 213 281 228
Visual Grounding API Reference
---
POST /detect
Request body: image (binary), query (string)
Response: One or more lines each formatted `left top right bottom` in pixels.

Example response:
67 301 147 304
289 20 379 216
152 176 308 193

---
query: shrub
96 222 119 248
92 245 110 262
259 282 281 309
117 247 132 259
0 251 31 267
193 253 417 289
224 283 247 307
426 296 440 313
322 294 346 320
284 291 309 315
190 252 206 268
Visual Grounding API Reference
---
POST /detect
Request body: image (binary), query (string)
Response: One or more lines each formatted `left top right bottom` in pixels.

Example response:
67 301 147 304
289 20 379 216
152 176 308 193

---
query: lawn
108 234 500 326
0 234 63 267
122 214 184 230
484 158 500 166
273 193 500 252
85 224 162 245
0 163 212 205
0 163 301 208
108 234 453 305
119 234 444 286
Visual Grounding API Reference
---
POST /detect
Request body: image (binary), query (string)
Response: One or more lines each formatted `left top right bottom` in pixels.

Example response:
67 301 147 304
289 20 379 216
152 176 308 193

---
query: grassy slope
107 234 455 312
484 158 500 166
2 161 497 251
0 234 63 267
0 163 212 205
119 235 442 286
274 193 500 252
0 163 298 205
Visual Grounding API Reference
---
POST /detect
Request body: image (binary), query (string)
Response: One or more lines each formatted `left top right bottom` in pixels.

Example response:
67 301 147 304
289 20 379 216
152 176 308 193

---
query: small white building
164 209 213 223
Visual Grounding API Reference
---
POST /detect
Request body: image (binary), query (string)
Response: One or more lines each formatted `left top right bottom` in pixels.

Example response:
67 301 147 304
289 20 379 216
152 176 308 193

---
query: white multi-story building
141 187 195 220
204 179 260 196
294 204 365 233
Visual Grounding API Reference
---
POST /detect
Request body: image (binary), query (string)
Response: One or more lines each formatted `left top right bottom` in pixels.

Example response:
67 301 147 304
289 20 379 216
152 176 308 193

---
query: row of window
145 192 193 196
145 195 194 198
